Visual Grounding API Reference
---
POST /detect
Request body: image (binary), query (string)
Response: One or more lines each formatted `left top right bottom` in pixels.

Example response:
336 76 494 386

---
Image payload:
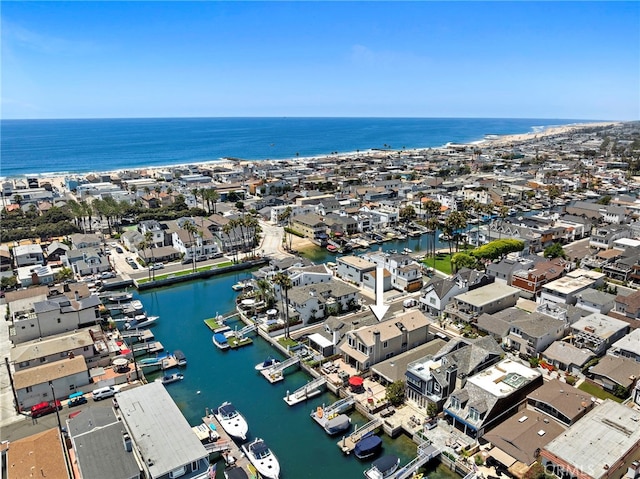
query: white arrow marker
370 265 389 321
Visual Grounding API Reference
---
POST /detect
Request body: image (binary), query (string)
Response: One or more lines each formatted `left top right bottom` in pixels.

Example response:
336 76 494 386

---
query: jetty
392 442 441 479
283 377 327 406
120 329 155 342
199 411 252 472
260 356 300 383
132 340 163 356
338 418 382 454
311 396 355 428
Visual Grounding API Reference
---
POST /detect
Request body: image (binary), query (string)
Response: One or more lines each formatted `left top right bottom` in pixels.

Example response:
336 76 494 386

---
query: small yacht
364 455 400 479
354 432 383 459
231 281 252 292
214 402 249 441
212 333 230 350
124 314 159 330
242 438 280 479
155 372 183 385
255 357 280 371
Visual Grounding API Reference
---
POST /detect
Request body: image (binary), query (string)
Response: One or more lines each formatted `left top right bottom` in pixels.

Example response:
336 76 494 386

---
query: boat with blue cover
212 332 230 350
354 431 383 459
364 455 400 478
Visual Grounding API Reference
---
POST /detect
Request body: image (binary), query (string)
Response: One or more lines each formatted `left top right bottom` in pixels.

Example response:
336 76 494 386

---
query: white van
92 386 116 401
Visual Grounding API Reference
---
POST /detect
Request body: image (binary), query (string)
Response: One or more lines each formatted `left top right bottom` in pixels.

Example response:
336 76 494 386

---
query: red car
30 400 62 418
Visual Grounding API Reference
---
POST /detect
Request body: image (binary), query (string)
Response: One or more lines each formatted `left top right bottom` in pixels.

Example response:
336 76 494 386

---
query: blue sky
2 2 638 120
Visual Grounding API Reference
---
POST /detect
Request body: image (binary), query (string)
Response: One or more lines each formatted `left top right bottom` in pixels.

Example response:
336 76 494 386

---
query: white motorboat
231 281 252 292
155 372 184 385
212 333 230 350
255 357 280 371
129 299 144 311
107 291 133 303
214 402 249 441
124 314 159 330
242 438 280 479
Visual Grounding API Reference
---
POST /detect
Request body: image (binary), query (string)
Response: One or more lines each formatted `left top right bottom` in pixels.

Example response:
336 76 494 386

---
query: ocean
0 117 588 178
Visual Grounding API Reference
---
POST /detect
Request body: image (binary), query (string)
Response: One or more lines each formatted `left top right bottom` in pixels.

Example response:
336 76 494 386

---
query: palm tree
144 231 157 280
273 272 293 339
255 278 274 308
183 221 199 273
498 205 510 240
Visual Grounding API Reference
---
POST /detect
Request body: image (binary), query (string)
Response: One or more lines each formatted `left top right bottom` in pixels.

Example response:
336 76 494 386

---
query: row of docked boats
214 402 280 479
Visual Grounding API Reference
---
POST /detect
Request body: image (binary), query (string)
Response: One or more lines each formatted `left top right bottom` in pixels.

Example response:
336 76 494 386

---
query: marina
134 271 457 479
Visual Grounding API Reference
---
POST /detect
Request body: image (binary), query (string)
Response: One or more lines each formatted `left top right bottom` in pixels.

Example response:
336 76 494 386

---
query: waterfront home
540 400 640 479
444 283 520 324
405 336 503 411
285 264 333 288
10 293 102 344
336 255 378 287
12 244 45 267
442 358 542 439
286 280 360 325
13 355 90 411
540 341 595 375
5 428 72 479
608 328 640 362
339 310 430 372
172 217 220 259
67 406 141 479
117 382 211 479
138 219 165 247
569 313 629 356
372 338 447 385
290 213 327 242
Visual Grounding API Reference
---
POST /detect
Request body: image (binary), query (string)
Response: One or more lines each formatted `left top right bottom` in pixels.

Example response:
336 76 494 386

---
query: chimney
123 433 132 452
74 290 80 301
445 364 458 395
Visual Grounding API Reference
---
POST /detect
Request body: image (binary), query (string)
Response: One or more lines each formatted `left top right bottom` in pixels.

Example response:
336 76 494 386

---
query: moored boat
364 455 400 479
155 372 184 385
255 357 280 371
224 467 248 479
232 281 252 292
129 299 144 311
173 349 187 367
107 291 133 303
124 314 159 330
214 402 249 441
354 432 383 459
212 332 230 350
242 438 280 479
323 413 351 435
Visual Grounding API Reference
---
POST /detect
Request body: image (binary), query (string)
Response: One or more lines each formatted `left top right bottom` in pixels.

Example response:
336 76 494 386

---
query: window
19 361 29 368
191 461 199 471
40 357 46 363
84 346 89 351
450 396 460 409
26 386 32 393
57 318 61 323
169 466 186 478
69 384 75 390
383 341 388 349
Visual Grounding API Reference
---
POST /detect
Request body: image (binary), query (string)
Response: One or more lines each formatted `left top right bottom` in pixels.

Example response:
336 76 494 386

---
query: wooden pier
337 418 382 454
392 443 441 479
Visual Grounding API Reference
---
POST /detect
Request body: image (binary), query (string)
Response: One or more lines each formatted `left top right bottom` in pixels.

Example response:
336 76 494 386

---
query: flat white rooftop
467 358 540 397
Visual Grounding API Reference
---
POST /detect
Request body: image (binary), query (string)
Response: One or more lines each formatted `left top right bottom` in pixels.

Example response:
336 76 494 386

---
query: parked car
150 263 164 270
101 271 116 279
68 391 88 407
92 386 116 401
30 400 62 418
115 247 124 254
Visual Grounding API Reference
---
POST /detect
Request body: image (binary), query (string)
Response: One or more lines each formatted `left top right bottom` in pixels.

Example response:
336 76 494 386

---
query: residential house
172 218 220 260
0 244 11 271
69 233 102 249
420 269 492 318
608 328 640 362
589 224 632 250
6 428 72 479
286 264 333 288
117 382 211 479
13 355 90 411
121 230 145 252
539 269 606 306
486 256 546 285
12 244 45 267
526 378 595 427
589 355 640 394
339 310 430 371
10 294 102 344
15 264 56 287
64 247 111 276
67 407 141 479
290 213 327 242
511 257 572 299
405 336 503 411
443 358 542 439
44 241 70 264
138 220 165 247
336 255 377 287
541 400 640 479
570 313 629 356
445 283 520 324
286 280 360 325
574 288 615 314
541 341 595 375
363 252 423 292
610 289 640 325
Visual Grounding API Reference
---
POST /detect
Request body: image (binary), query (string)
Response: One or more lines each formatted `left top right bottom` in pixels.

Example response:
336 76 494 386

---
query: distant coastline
0 117 614 180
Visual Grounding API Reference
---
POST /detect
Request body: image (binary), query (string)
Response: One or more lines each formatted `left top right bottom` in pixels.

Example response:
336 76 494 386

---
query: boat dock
132 340 163 356
392 442 441 479
311 396 355 427
337 418 382 454
199 412 252 472
121 329 155 343
283 377 327 406
137 354 179 372
260 356 300 383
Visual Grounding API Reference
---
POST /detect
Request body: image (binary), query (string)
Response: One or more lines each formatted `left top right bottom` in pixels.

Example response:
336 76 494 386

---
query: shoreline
1 120 622 183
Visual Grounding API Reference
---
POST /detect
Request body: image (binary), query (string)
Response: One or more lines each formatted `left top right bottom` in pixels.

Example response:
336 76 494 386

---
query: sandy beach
479 121 620 147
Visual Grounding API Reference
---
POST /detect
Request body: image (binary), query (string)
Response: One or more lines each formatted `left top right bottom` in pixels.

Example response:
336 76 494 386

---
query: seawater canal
136 267 460 479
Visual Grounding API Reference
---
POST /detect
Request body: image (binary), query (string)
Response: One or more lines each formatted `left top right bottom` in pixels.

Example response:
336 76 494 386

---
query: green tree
385 380 405 406
451 252 478 272
55 267 75 282
273 272 293 339
544 242 567 259
399 205 416 222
